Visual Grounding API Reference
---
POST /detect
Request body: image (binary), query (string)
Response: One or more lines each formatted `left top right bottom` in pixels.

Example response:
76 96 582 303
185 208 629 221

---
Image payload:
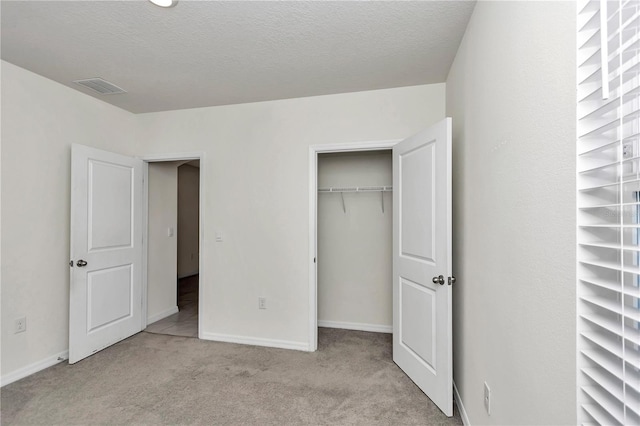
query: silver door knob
432 275 445 285
76 259 88 267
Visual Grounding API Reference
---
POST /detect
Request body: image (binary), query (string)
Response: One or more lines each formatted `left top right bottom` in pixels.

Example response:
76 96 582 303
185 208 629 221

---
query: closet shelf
318 185 393 193
318 186 392 213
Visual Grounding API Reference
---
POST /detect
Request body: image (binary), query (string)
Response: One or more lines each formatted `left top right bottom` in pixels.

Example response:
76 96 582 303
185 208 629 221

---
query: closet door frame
308 140 400 351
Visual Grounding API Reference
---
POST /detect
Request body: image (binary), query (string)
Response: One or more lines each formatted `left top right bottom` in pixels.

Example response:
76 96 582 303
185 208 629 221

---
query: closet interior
317 150 393 334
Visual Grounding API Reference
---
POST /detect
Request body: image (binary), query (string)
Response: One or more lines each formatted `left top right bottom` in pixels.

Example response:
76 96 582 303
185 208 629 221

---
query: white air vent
73 78 126 95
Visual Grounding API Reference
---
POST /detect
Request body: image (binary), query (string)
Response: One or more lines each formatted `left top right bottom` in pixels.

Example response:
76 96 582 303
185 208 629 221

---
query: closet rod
317 185 393 193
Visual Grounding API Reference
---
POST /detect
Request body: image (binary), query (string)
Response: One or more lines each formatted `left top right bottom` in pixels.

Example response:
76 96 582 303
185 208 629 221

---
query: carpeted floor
1 328 462 425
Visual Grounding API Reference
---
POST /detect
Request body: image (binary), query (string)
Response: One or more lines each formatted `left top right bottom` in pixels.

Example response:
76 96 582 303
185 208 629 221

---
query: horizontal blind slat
581 313 624 337
580 296 624 316
582 403 622 426
625 365 640 393
579 176 640 191
582 308 640 345
624 408 640 426
579 225 640 229
626 390 640 415
581 385 625 423
579 277 621 293
581 331 624 362
578 0 598 14
579 202 640 209
582 367 625 402
623 346 640 370
582 348 624 381
577 1 638 424
578 151 640 174
578 77 639 119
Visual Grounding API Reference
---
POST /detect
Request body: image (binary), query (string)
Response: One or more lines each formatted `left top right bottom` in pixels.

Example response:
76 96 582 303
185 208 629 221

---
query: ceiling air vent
73 78 126 95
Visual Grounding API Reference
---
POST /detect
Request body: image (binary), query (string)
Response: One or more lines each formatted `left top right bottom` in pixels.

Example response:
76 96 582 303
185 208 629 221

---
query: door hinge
448 276 456 286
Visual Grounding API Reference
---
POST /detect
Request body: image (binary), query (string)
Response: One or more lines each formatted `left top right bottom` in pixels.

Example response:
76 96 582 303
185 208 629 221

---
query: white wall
147 162 178 323
317 151 392 330
177 164 200 278
137 83 446 347
445 2 576 424
1 61 140 381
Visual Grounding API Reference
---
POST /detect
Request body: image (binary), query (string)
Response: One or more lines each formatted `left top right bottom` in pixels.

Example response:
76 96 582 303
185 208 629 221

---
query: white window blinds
577 0 640 425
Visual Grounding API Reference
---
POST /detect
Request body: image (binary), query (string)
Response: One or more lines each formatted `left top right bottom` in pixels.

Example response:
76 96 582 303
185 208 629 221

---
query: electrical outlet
14 317 26 334
484 382 491 415
258 297 267 310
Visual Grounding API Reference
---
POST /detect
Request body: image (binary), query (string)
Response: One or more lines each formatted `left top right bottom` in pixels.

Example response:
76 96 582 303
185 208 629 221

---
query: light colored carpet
1 328 462 425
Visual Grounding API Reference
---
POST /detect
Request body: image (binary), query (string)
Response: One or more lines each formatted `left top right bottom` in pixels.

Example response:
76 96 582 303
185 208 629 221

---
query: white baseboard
201 332 309 352
147 306 179 324
454 381 470 426
1 350 68 387
318 320 392 334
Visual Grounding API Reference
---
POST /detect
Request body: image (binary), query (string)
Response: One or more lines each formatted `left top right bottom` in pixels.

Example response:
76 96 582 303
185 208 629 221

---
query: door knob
76 259 88 267
448 276 456 286
432 275 445 285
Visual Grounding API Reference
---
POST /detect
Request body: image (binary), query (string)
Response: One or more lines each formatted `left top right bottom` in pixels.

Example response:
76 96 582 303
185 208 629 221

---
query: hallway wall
147 162 179 323
177 164 200 278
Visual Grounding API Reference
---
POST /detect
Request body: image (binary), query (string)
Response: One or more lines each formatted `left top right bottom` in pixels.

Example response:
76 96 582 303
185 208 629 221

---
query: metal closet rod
318 186 393 213
317 185 393 193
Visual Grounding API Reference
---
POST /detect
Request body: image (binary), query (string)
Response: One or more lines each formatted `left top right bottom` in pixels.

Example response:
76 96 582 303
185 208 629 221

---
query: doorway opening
309 120 453 417
141 153 204 339
309 141 398 351
174 162 200 336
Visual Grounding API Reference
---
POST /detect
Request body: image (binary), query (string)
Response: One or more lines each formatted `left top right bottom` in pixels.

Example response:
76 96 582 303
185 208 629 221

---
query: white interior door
69 144 143 364
393 118 453 416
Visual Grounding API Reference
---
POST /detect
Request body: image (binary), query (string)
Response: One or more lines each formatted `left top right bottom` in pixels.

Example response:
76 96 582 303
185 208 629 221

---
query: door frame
308 140 400 351
140 152 205 338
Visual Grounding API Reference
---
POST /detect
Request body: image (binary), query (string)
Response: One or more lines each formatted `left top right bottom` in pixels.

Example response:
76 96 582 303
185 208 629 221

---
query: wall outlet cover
15 317 27 334
484 382 491 415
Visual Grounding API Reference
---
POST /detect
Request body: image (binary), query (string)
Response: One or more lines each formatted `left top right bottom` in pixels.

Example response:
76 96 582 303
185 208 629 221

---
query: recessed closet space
317 150 393 334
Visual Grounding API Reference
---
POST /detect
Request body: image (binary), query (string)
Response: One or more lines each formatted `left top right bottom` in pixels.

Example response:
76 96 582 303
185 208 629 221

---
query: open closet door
69 144 144 364
392 118 453 416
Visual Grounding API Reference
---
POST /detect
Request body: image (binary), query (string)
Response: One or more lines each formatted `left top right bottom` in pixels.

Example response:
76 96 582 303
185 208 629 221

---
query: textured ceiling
1 1 476 113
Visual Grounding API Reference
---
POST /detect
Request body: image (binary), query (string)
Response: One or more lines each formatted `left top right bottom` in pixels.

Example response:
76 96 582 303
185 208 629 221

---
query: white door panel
88 160 134 250
400 142 436 263
393 118 452 416
70 144 143 364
